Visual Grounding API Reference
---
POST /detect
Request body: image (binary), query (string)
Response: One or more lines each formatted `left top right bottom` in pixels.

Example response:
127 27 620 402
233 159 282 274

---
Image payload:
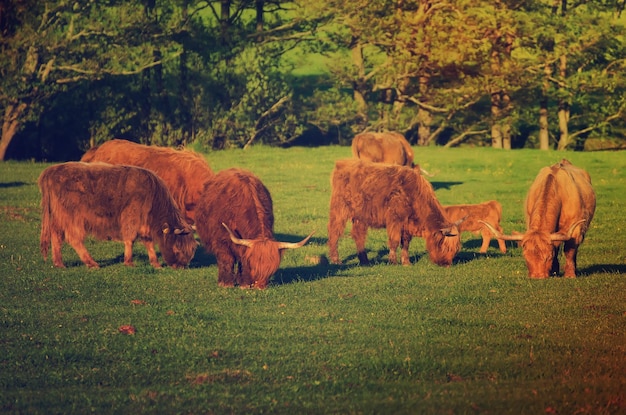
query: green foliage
1 147 626 413
3 0 626 159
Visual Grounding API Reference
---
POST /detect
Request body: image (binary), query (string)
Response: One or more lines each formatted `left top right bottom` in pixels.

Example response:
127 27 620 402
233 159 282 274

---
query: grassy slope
0 147 625 414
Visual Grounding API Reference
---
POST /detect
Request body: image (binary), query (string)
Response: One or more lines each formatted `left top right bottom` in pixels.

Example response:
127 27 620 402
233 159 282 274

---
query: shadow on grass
578 264 626 276
461 239 511 255
431 181 464 190
0 181 28 189
273 261 357 286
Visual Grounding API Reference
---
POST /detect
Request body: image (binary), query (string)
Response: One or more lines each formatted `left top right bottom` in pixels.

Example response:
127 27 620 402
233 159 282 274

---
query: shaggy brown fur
351 132 415 167
521 160 595 278
442 200 507 253
483 159 596 278
81 139 214 224
38 162 197 269
195 169 312 289
328 159 461 267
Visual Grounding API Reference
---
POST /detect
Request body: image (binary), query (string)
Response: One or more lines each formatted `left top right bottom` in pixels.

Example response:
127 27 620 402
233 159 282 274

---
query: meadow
1 146 625 414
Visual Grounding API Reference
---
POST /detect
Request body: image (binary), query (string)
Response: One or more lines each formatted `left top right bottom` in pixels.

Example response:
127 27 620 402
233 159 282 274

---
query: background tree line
1 0 625 161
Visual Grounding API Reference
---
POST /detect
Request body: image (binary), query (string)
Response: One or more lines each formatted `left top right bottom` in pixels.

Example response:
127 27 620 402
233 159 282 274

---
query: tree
0 0 178 160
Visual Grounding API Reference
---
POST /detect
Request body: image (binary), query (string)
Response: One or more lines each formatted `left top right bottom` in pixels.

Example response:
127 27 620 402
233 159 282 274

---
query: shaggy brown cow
39 162 197 269
328 159 463 267
442 201 507 254
481 159 595 278
81 139 214 224
195 168 313 289
351 132 414 167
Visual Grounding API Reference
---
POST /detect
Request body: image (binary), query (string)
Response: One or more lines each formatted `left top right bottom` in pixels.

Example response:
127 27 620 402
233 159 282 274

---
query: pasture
1 146 625 414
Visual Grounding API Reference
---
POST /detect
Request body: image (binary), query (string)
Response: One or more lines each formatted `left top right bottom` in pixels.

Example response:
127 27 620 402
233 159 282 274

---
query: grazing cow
195 168 313 289
442 201 507 254
481 159 595 278
39 162 197 269
328 159 463 267
81 139 214 224
352 132 414 167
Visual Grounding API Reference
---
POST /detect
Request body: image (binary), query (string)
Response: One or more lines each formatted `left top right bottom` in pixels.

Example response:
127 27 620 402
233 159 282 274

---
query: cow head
424 224 462 266
479 220 585 278
160 223 197 268
222 223 314 289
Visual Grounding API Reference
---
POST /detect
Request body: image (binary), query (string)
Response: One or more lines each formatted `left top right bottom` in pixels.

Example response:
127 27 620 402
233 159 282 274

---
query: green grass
1 147 625 414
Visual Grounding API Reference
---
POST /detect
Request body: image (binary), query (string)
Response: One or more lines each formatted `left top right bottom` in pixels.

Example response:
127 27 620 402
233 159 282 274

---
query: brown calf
442 201 507 253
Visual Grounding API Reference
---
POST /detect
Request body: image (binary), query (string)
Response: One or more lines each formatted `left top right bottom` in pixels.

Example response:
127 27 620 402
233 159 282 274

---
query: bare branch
244 96 291 149
54 52 182 84
569 112 623 141
444 128 489 148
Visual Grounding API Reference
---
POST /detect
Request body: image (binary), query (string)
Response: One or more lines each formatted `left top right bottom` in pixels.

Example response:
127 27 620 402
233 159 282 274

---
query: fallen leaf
118 325 136 335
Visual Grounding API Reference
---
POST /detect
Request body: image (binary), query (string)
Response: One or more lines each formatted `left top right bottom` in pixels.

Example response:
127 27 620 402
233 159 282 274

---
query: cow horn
479 220 524 241
549 219 587 242
453 215 468 227
277 232 315 250
162 223 171 234
222 223 254 247
173 228 189 235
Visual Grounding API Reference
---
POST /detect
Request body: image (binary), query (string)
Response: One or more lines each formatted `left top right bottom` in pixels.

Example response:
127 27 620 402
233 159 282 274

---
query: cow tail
39 175 51 261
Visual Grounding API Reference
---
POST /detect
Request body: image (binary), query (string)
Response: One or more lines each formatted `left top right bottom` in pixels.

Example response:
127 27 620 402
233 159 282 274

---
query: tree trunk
491 92 503 148
556 54 570 150
539 99 550 150
220 0 231 45
416 75 432 146
255 0 264 42
350 36 368 124
557 105 570 150
1 102 28 161
502 123 511 149
179 0 192 145
539 62 551 150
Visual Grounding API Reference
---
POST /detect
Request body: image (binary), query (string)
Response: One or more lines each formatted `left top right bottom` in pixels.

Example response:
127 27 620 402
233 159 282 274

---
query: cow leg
495 224 507 253
141 239 162 269
563 240 578 278
497 237 507 254
51 229 66 268
386 224 402 265
400 231 412 266
216 252 236 288
351 220 370 265
119 240 135 267
550 244 560 276
65 234 99 269
327 211 347 264
479 229 490 254
238 263 255 289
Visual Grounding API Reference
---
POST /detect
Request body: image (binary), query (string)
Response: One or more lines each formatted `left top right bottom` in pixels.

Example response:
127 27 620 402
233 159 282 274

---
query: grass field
1 146 625 414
